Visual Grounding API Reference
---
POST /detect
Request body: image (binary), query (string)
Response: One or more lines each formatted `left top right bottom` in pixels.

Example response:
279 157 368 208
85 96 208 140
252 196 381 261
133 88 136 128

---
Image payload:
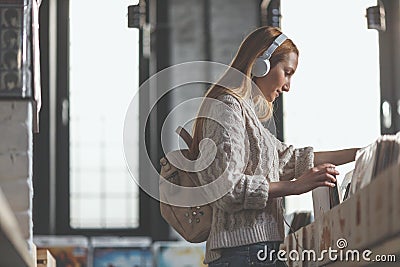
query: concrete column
0 100 33 249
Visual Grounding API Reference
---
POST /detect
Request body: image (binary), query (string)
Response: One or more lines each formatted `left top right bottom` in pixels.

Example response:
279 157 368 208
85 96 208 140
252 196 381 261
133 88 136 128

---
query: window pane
281 0 381 214
69 0 139 228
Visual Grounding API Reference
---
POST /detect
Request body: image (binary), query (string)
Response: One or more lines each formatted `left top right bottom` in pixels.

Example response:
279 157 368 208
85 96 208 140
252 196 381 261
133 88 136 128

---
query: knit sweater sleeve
272 136 314 181
195 96 269 213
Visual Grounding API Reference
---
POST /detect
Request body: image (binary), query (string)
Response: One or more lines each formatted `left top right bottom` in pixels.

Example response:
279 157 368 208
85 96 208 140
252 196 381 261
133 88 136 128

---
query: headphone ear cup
252 58 271 77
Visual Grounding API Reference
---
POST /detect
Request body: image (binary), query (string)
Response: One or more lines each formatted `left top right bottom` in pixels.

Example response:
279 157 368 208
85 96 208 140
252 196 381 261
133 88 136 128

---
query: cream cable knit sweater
196 94 314 263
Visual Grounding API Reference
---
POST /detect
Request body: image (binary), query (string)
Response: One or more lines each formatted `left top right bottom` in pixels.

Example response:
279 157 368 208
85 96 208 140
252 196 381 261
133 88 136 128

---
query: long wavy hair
190 26 299 159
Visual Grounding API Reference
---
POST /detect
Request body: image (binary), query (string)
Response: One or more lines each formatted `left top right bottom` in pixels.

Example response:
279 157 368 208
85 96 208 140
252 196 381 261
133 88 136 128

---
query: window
281 0 381 214
69 0 140 228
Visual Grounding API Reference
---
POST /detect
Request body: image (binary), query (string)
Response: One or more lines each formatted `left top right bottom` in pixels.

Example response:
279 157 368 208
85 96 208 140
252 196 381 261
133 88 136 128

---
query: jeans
208 241 288 267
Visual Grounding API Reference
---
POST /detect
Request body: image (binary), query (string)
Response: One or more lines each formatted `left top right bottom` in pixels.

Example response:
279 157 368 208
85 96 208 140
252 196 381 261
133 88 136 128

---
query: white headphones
251 33 288 77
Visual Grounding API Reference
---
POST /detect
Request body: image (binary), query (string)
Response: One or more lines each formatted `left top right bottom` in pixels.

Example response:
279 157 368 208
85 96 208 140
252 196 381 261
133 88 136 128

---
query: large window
281 0 381 214
69 0 140 228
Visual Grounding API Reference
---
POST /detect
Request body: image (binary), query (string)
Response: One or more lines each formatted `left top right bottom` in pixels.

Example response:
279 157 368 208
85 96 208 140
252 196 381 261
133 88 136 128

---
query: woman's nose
283 83 290 92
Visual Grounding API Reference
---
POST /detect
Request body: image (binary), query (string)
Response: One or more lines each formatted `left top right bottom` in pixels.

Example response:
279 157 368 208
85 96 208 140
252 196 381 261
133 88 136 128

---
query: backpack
159 126 212 243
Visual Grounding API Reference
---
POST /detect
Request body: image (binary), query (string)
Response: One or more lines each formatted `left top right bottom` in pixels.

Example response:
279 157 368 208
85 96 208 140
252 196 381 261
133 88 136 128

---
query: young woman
190 26 359 266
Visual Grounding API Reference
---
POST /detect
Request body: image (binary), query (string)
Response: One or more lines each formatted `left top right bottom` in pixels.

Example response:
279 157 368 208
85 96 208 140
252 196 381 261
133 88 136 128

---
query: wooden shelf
281 163 400 267
0 187 34 267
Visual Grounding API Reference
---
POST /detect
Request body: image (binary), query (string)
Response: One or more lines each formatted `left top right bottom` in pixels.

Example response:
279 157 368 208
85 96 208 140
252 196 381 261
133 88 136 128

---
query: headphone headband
262 33 288 60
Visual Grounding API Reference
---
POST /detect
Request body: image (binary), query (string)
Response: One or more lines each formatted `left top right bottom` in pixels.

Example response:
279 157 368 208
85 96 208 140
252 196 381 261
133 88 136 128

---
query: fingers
299 164 341 192
311 171 336 187
328 174 337 183
312 163 340 176
318 173 336 182
312 168 337 188
319 180 336 188
319 163 336 168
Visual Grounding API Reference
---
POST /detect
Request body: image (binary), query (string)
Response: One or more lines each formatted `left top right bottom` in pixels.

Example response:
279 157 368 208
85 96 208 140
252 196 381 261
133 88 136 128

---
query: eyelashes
284 69 295 76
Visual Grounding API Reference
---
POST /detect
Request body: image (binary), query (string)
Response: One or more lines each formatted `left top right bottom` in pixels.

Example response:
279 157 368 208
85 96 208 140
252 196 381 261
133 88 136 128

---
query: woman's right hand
293 163 339 195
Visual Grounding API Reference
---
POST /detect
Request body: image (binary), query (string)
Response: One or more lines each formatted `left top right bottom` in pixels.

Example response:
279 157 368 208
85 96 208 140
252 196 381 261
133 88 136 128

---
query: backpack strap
175 126 193 148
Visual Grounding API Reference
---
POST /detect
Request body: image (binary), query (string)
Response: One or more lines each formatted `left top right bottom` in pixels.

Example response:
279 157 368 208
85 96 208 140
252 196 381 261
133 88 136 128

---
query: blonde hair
190 26 298 158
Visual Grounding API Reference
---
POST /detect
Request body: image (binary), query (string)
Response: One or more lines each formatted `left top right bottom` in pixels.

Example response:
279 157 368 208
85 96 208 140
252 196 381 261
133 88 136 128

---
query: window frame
33 0 167 238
